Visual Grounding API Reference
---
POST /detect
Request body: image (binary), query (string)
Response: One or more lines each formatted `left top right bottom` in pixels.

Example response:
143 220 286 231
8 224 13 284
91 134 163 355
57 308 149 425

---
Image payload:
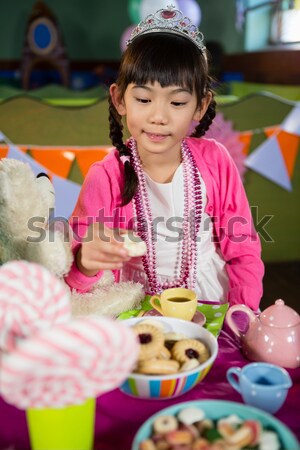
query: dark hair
109 32 216 205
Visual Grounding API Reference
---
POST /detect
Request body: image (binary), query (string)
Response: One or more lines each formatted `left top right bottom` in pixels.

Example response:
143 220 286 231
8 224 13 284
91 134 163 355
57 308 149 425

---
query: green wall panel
0 0 243 61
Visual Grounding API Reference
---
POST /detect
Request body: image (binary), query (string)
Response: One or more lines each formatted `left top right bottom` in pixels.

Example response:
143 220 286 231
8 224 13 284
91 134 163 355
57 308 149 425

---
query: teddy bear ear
36 172 50 179
35 173 55 210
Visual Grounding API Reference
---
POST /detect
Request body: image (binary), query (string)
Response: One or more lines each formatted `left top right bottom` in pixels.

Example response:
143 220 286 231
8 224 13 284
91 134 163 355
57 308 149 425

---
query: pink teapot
226 299 300 369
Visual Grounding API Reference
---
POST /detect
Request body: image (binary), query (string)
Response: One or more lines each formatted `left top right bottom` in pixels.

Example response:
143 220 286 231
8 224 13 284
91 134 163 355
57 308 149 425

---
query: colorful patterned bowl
119 317 218 399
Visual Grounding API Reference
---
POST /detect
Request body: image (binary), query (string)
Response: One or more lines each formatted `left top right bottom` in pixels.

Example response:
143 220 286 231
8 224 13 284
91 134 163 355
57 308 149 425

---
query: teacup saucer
141 309 206 326
192 310 206 326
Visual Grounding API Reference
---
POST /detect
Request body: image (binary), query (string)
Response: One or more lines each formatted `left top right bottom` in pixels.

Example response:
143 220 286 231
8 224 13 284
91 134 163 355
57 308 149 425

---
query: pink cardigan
65 137 264 310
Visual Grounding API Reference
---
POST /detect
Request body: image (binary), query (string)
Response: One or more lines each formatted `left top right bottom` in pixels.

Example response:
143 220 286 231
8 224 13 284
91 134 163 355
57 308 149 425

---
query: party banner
0 137 111 181
1 107 299 193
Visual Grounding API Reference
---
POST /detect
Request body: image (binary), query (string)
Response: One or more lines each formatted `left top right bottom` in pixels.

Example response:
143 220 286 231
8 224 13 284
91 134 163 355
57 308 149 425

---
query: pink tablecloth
0 325 299 450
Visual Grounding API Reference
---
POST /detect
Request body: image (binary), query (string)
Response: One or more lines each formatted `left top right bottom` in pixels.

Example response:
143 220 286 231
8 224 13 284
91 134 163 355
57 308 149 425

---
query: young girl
65 6 264 311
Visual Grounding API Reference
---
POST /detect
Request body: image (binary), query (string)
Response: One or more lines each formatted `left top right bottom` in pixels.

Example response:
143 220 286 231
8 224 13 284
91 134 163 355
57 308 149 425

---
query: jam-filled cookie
153 415 178 434
122 232 147 257
171 338 210 364
132 323 164 361
137 358 179 375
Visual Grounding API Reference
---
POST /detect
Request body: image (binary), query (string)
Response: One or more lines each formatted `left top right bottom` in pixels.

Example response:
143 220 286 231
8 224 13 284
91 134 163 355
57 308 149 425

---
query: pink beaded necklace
129 138 203 294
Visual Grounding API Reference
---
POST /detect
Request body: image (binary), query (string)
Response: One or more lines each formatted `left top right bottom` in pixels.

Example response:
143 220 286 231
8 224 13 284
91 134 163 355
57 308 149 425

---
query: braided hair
108 33 216 205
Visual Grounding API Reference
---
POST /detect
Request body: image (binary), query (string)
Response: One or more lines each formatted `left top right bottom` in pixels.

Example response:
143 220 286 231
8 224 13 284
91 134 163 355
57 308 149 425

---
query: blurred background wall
0 0 244 61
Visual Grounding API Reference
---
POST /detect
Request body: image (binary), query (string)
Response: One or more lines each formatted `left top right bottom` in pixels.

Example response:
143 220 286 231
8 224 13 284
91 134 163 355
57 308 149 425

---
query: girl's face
110 81 209 161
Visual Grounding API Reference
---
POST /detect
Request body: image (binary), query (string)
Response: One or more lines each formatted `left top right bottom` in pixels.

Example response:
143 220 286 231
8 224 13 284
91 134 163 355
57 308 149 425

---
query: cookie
140 319 165 331
132 323 164 361
180 358 200 372
177 407 205 425
164 332 186 351
137 358 180 375
171 339 210 364
153 415 178 434
158 346 171 360
122 232 147 257
138 439 156 450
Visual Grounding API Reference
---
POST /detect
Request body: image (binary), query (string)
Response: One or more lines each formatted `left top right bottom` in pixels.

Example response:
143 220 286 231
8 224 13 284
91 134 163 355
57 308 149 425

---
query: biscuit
177 406 205 425
158 346 171 360
180 358 200 372
140 319 165 331
153 415 178 434
171 339 210 364
137 358 179 375
138 439 156 450
122 232 147 257
132 323 164 361
164 332 186 351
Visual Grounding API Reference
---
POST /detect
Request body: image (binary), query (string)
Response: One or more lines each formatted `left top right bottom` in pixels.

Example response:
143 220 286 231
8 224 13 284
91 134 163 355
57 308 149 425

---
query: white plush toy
0 158 144 317
0 158 73 276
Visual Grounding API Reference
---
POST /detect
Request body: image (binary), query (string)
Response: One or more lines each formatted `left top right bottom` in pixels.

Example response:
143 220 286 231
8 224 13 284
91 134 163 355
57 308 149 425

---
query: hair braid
108 96 138 205
191 94 216 138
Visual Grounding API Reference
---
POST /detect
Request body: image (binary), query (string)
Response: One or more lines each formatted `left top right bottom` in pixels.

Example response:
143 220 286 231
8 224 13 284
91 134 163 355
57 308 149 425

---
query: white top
121 164 229 302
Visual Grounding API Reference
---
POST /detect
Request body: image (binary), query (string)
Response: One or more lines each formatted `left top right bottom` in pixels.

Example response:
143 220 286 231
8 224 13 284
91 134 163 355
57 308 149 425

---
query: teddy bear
0 158 73 276
0 158 144 317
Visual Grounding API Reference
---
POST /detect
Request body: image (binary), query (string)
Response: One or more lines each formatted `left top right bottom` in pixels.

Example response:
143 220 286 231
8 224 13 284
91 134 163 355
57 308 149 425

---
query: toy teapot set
226 299 300 369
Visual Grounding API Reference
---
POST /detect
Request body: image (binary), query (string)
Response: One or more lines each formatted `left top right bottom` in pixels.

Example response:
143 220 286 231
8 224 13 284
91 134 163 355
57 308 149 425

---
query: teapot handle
226 304 257 339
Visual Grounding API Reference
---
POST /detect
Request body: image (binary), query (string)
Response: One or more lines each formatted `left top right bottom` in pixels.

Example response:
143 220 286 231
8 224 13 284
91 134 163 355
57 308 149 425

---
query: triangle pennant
238 131 253 155
0 131 7 142
0 144 8 158
75 148 110 177
264 126 280 138
277 130 300 178
281 104 300 136
31 148 75 179
7 145 50 176
245 135 292 191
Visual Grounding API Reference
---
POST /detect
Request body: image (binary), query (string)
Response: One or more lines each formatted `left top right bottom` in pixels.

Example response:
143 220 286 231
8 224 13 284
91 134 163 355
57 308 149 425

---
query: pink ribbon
120 155 130 164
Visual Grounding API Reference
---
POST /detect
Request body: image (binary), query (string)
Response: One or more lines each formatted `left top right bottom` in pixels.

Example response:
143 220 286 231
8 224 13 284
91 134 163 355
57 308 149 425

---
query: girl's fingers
98 262 124 270
82 245 128 264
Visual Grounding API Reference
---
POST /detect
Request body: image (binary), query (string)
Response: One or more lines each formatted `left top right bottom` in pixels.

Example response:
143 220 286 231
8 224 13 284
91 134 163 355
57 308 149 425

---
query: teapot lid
260 299 300 327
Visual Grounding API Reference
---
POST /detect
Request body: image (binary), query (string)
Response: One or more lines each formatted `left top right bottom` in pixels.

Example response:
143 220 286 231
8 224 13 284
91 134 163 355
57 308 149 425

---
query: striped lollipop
0 316 139 408
0 261 71 351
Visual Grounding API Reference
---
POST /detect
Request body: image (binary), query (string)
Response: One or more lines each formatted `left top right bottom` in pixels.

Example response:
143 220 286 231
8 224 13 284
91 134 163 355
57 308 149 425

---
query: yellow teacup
149 288 197 321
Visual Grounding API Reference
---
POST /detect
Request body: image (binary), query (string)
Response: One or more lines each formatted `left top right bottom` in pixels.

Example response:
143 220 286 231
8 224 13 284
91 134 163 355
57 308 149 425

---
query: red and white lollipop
0 261 71 351
0 316 139 409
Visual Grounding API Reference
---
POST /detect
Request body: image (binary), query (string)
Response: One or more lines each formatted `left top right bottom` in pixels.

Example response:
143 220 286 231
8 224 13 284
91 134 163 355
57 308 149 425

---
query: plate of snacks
132 400 299 450
120 317 218 399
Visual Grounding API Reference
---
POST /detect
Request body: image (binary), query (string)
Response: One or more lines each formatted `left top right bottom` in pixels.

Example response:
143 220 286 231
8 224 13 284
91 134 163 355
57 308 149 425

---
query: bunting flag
2 144 82 218
264 126 280 138
74 148 111 177
0 145 8 158
245 135 292 191
238 131 253 155
276 131 299 178
7 145 48 176
281 104 300 136
30 148 75 179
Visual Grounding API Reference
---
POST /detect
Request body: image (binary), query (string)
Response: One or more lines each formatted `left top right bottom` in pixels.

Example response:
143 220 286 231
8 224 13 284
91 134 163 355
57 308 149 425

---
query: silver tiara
126 4 205 52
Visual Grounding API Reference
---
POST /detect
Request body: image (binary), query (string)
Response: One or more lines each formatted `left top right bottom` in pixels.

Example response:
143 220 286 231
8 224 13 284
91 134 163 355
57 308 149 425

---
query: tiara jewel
126 4 205 52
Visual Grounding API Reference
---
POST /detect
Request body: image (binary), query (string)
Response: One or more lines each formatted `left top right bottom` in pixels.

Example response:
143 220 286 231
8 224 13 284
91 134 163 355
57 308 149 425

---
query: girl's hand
76 222 130 276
